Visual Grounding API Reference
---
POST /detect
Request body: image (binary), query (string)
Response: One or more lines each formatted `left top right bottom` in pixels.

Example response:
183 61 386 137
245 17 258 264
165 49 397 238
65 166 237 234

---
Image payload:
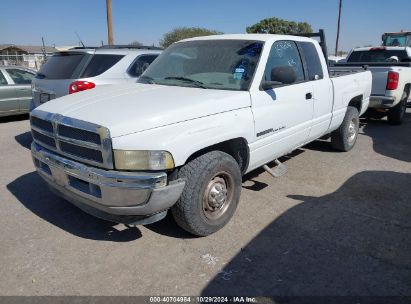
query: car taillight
386 72 399 90
69 81 96 94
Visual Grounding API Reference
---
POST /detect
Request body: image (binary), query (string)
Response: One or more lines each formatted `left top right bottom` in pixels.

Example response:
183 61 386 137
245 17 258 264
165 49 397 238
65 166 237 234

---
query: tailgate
367 67 389 96
32 78 72 107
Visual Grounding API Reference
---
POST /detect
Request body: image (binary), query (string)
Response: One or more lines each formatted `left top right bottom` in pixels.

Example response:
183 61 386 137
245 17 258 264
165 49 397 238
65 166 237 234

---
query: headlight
113 150 175 170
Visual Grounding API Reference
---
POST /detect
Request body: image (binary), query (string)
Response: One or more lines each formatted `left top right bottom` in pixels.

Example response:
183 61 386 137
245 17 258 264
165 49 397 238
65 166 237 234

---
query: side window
299 42 324 80
263 41 305 83
6 69 34 84
128 55 158 77
0 71 8 85
81 54 124 78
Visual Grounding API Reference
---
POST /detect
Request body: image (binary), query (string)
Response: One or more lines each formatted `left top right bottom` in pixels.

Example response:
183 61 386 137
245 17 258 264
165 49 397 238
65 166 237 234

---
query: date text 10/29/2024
149 297 258 303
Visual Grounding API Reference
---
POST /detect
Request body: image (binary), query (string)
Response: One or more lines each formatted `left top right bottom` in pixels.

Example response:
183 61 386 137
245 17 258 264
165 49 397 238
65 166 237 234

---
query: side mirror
261 65 297 90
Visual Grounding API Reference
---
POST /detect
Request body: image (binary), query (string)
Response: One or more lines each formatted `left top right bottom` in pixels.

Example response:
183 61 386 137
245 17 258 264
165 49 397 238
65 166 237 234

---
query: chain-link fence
0 54 52 71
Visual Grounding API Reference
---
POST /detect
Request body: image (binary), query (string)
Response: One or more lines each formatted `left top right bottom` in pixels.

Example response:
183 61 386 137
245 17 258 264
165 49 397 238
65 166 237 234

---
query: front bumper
369 96 396 108
31 142 185 225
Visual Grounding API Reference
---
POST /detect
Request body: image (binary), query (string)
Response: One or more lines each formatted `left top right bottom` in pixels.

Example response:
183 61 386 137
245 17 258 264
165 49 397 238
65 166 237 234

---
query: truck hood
34 83 251 137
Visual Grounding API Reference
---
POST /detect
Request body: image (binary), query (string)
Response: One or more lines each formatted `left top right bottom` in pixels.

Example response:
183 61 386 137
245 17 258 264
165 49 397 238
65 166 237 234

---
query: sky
1 0 410 53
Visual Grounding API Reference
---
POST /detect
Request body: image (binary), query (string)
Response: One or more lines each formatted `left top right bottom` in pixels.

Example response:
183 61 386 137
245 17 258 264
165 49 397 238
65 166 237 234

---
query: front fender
111 108 255 167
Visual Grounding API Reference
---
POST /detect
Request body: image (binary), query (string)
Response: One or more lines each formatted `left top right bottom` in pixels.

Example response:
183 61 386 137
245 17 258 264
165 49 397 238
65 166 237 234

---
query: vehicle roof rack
98 45 163 50
294 29 329 69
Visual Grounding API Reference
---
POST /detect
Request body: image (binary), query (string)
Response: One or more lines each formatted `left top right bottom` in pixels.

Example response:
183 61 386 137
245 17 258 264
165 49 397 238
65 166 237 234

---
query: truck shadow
15 131 32 150
360 111 411 162
0 114 29 123
201 171 411 296
7 172 142 242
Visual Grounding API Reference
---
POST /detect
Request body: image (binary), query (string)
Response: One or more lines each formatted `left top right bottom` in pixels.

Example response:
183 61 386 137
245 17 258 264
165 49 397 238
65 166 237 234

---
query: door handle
305 92 313 100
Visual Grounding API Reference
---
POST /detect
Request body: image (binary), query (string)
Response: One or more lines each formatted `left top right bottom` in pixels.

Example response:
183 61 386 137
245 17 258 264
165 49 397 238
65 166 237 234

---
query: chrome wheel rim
202 171 234 220
348 118 358 144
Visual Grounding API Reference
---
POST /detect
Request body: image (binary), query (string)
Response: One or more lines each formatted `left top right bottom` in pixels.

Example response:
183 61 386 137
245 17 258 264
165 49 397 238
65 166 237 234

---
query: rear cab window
347 49 410 62
299 42 324 80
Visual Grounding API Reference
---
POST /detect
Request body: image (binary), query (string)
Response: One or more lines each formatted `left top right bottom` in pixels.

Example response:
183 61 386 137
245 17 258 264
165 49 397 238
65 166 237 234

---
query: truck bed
329 67 367 78
334 62 411 97
329 69 372 119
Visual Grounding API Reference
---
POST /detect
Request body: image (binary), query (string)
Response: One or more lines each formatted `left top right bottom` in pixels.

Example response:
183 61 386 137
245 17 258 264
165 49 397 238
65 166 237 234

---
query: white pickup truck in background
29 31 372 236
335 46 411 125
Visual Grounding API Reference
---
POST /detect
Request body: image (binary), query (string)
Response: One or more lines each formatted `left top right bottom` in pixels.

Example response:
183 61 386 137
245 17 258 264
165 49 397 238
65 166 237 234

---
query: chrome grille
32 129 57 148
58 125 101 145
30 110 113 169
31 116 53 133
60 141 104 163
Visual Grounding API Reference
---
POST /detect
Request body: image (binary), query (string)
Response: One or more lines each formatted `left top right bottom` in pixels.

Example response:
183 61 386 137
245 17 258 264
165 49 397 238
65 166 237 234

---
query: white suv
31 46 162 109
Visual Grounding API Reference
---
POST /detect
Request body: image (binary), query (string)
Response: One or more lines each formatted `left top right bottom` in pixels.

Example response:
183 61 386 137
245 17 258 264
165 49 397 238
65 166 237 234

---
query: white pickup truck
335 46 411 125
30 31 372 236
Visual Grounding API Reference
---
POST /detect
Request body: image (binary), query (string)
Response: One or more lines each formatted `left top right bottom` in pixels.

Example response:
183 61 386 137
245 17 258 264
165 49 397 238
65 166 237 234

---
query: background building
0 44 57 70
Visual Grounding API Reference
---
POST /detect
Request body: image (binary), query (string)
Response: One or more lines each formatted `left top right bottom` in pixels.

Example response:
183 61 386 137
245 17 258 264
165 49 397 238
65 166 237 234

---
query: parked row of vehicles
0 45 162 116
1 29 409 236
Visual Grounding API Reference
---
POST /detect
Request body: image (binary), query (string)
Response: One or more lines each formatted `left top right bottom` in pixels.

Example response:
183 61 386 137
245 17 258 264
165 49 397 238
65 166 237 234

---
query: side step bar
263 159 288 178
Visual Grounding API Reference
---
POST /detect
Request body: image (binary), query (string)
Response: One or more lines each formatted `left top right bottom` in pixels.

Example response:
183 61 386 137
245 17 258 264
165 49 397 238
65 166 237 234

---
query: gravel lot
0 110 410 296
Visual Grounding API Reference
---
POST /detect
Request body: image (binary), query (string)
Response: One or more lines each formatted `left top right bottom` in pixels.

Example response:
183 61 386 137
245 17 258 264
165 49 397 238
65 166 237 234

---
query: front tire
171 151 242 236
387 92 407 125
331 106 360 152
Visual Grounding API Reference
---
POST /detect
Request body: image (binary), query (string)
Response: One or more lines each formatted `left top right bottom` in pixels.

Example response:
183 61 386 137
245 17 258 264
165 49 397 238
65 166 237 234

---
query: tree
246 17 312 35
129 41 143 47
160 27 222 48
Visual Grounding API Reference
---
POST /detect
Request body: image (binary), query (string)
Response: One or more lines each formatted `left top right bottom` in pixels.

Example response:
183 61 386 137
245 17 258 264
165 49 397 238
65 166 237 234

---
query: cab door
5 68 35 112
298 41 333 140
0 70 20 115
249 40 314 167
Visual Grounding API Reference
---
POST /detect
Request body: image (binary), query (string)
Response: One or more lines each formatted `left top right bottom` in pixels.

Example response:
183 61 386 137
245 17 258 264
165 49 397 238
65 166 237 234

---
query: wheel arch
348 95 363 113
404 84 411 100
184 137 250 175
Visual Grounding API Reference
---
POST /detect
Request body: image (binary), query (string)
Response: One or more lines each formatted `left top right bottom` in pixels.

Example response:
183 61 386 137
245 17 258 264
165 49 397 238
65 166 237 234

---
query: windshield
347 50 410 63
138 40 264 91
383 34 411 47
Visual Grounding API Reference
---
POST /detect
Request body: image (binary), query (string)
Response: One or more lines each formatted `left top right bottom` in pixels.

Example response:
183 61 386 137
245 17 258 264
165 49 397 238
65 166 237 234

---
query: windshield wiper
138 75 156 84
164 76 208 89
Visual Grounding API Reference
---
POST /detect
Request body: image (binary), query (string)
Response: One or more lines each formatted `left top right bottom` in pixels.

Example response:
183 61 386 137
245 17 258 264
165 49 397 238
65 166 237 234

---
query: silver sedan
0 66 35 117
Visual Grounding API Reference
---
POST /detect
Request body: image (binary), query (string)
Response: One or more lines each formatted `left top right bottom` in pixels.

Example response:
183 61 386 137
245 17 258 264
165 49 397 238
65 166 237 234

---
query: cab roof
180 33 318 44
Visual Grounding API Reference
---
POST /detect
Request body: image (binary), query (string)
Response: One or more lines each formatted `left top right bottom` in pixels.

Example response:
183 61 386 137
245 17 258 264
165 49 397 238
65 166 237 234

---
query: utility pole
106 0 114 45
41 37 47 62
335 0 342 56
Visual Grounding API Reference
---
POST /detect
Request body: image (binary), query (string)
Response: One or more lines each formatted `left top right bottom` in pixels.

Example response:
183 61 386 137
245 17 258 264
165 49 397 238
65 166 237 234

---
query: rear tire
171 151 242 236
331 106 360 152
387 92 407 125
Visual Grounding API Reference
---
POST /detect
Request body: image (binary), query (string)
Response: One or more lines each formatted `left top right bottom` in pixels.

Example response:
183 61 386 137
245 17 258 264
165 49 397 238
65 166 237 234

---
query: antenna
75 31 86 48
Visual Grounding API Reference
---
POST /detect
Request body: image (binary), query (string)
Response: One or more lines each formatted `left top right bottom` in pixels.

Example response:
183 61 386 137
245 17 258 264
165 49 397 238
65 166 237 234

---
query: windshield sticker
233 66 246 80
